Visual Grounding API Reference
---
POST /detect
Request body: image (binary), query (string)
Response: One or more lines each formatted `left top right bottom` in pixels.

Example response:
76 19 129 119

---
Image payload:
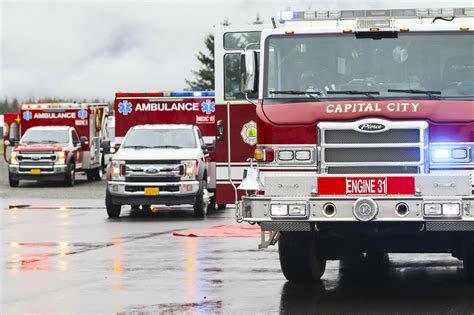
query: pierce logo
118 100 133 116
23 111 33 121
357 123 386 132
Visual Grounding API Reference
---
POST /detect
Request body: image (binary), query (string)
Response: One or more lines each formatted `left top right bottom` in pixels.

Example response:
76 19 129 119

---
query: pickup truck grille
318 120 428 174
124 163 184 182
18 152 57 163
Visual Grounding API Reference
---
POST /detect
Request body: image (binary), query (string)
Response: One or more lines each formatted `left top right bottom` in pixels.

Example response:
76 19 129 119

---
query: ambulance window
224 31 260 50
224 53 259 100
71 130 79 144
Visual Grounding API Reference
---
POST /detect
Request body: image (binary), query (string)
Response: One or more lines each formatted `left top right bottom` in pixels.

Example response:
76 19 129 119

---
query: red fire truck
229 8 474 282
6 103 110 187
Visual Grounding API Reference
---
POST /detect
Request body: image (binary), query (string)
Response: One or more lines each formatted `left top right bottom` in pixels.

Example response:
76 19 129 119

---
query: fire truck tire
193 181 208 218
64 162 75 187
217 204 227 210
9 174 19 187
464 248 474 283
279 232 326 282
106 190 121 218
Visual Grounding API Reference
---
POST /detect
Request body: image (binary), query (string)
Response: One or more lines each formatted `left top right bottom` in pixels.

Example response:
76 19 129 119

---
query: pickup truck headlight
182 160 198 180
111 160 126 180
10 152 19 165
431 146 471 163
56 151 66 164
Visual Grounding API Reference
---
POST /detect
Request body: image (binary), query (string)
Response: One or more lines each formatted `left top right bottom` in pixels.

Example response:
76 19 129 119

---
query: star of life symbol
118 100 133 116
78 109 88 120
23 111 33 121
201 99 215 115
240 120 257 146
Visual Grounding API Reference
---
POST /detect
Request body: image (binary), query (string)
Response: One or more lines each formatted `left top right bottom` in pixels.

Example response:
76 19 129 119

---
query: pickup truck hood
14 143 69 153
113 148 202 161
260 99 474 124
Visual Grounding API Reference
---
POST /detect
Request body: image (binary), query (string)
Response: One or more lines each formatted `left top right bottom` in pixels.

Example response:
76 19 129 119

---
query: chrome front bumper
9 164 67 175
107 180 200 197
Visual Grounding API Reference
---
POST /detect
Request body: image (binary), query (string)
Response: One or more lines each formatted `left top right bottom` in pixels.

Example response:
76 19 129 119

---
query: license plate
317 176 415 195
144 187 160 196
31 169 41 175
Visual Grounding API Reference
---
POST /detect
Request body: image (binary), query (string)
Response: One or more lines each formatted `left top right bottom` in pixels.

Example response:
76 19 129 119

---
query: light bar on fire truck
277 8 474 23
115 91 214 98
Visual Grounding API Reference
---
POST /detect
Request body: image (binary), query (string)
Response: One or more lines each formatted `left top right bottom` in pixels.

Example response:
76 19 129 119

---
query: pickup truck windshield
123 129 197 149
264 32 473 100
20 129 70 144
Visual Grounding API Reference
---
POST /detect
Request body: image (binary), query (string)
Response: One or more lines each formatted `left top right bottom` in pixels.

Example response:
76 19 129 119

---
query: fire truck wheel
463 248 474 283
9 174 19 187
64 162 75 187
193 181 209 218
106 190 121 218
279 232 326 282
217 204 226 210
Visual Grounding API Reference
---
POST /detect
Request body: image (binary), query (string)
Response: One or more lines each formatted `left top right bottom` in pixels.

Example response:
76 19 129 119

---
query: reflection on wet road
2 198 474 314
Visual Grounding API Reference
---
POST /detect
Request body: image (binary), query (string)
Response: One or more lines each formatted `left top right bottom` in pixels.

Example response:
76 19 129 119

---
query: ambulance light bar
278 8 474 23
116 91 215 98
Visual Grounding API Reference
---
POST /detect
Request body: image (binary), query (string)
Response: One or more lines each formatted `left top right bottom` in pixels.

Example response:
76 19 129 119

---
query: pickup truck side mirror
101 140 111 154
217 120 224 140
80 136 88 147
6 138 16 146
201 145 209 155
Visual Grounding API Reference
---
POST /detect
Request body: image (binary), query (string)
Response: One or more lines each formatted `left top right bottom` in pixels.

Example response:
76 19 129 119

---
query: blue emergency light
169 91 215 97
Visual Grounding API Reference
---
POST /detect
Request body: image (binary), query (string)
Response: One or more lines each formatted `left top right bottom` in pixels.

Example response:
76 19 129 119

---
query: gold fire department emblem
240 121 257 146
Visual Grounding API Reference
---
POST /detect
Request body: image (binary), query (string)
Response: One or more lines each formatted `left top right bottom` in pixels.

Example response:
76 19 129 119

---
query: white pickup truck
105 124 212 218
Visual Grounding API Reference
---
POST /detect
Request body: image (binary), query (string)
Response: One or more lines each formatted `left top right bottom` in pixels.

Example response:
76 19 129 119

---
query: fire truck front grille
319 120 428 174
325 148 420 163
324 129 420 144
327 166 419 174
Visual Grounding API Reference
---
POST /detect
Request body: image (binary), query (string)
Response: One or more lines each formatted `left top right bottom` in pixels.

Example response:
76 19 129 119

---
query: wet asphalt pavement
2 197 474 314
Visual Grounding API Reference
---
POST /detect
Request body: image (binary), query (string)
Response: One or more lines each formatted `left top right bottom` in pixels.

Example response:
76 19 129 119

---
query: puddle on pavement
119 300 223 314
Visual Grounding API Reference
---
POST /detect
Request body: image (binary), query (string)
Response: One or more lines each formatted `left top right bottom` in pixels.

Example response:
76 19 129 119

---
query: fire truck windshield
264 32 473 101
123 128 197 149
20 129 70 144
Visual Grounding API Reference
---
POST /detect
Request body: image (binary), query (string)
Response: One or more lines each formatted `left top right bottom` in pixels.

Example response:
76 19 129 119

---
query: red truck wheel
279 232 326 282
64 163 75 187
9 173 19 187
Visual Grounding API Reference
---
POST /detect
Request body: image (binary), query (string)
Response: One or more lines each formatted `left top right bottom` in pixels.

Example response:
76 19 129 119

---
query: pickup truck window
123 129 197 149
20 129 70 144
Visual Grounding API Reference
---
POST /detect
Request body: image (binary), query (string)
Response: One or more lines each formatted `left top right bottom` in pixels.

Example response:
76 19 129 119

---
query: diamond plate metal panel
426 221 474 231
264 173 317 197
416 175 472 196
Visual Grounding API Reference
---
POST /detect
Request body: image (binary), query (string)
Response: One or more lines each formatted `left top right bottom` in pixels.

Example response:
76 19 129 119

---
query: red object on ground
173 224 261 238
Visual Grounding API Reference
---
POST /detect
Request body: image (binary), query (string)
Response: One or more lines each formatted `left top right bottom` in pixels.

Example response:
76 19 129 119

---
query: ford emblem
357 123 386 132
145 168 159 174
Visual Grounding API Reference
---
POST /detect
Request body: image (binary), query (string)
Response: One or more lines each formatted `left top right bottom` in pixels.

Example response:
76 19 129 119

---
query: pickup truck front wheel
193 181 209 218
279 232 327 282
9 173 19 187
106 190 121 218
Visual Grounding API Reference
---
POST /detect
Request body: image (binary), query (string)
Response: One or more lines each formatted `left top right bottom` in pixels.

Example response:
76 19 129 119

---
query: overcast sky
1 0 472 101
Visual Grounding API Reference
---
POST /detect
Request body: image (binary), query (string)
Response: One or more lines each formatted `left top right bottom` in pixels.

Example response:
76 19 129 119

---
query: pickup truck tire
86 170 95 181
464 248 474 283
106 190 121 218
9 174 19 187
193 181 209 218
279 232 326 282
217 204 226 210
64 163 75 187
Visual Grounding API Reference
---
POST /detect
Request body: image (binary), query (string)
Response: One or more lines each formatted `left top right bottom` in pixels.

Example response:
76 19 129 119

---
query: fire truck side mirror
240 50 258 94
217 120 224 141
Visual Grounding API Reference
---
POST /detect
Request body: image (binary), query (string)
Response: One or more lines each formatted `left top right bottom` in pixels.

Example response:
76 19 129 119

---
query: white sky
1 0 472 101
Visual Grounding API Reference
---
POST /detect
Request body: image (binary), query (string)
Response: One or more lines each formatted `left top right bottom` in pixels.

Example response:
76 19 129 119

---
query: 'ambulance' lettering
136 102 199 111
34 112 76 119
